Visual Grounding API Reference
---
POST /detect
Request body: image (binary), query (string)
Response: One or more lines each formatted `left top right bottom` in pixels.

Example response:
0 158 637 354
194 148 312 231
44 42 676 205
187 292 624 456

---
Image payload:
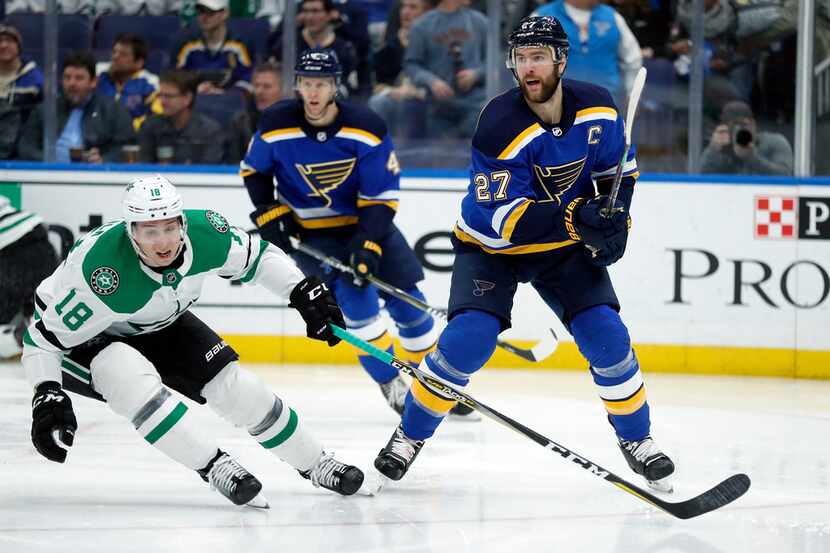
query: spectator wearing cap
267 0 360 97
96 33 161 131
700 100 793 176
137 69 224 164
18 51 134 163
171 0 255 94
0 24 43 159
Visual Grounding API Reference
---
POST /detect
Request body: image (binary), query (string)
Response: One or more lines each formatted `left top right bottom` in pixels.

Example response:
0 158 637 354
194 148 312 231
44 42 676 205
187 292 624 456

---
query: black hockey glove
289 276 345 346
347 235 382 288
570 196 630 267
250 203 298 254
31 381 77 463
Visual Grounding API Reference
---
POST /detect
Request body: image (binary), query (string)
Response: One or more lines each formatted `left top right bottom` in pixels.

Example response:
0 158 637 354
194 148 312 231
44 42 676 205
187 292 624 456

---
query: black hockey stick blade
496 328 559 362
331 324 751 519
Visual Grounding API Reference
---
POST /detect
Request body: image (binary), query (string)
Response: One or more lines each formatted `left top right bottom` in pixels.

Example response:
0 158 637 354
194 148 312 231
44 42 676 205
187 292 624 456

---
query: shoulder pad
185 209 233 274
472 88 539 159
563 79 618 112
80 222 157 314
338 102 389 142
258 99 304 133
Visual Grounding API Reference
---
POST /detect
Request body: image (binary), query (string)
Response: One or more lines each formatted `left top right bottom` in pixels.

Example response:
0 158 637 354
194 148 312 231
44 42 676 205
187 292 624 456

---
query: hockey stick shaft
331 323 751 519
604 66 647 217
294 240 558 362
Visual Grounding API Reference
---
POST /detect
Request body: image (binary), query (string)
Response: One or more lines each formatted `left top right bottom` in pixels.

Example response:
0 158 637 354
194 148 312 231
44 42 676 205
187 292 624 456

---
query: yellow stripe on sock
402 342 437 365
603 386 647 416
411 380 456 414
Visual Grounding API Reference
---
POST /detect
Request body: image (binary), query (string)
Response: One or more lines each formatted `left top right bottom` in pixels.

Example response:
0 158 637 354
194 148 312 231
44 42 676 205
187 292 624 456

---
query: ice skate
374 423 424 481
299 451 364 496
198 450 269 508
618 435 675 493
378 375 408 415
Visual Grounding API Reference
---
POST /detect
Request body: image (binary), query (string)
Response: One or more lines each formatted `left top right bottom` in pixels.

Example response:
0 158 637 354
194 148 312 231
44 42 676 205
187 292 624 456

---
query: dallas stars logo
205 210 229 233
90 267 119 295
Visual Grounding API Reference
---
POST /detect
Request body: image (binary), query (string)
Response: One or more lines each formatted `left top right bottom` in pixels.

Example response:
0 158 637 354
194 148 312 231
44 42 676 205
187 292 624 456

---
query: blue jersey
241 99 400 232
96 65 160 129
455 79 638 255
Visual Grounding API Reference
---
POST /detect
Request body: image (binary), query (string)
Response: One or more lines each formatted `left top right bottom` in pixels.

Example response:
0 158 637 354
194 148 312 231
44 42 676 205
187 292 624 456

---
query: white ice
2 360 828 553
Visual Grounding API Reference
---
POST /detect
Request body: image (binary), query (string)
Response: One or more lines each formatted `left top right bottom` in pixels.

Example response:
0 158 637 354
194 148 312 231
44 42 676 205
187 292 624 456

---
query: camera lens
735 129 752 146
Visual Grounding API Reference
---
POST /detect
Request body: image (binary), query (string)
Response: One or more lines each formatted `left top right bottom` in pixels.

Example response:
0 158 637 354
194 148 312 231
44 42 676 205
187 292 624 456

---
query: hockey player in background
373 16 676 492
0 195 57 359
22 175 365 508
242 48 476 419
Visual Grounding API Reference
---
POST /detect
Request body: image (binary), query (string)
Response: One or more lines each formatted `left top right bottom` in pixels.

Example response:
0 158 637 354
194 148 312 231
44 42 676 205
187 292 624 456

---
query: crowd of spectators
0 0 821 174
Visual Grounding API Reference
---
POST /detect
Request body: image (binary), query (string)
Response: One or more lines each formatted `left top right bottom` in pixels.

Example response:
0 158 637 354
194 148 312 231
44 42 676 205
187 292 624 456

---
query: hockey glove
31 381 77 463
570 196 630 267
250 203 298 254
289 276 345 346
347 235 382 288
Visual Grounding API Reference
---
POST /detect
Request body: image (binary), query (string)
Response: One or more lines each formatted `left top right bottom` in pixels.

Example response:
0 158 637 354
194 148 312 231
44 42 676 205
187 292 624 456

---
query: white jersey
22 209 304 386
0 195 43 251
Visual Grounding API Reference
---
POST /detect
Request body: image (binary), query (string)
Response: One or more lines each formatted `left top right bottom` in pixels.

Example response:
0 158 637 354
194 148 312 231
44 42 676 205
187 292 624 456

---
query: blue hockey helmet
507 16 570 70
295 48 342 84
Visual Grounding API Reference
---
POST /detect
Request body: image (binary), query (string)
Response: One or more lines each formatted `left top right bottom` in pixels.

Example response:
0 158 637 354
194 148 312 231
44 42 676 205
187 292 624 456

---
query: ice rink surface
1 360 828 553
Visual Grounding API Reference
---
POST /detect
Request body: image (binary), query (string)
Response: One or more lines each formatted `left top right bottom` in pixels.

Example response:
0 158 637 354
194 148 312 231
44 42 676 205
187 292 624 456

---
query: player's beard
305 94 337 123
520 65 561 105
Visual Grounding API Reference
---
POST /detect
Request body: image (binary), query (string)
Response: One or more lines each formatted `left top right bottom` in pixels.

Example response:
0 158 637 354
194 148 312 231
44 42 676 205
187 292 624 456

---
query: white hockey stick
603 66 647 217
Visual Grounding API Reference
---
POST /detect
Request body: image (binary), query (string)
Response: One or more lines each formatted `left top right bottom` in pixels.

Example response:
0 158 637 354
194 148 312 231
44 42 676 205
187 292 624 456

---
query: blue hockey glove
250 204 298 254
570 196 630 267
348 235 382 288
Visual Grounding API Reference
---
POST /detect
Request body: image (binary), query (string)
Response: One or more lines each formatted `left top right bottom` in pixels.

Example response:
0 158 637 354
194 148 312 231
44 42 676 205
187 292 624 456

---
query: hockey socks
132 387 218 470
249 396 323 472
571 306 651 441
402 310 499 440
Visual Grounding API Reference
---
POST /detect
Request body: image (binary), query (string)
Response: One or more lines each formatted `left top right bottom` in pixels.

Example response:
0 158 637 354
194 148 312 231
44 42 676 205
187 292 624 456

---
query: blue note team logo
90 267 120 295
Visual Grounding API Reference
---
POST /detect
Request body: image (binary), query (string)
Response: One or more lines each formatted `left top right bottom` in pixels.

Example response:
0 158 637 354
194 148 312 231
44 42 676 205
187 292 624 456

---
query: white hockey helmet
122 174 187 260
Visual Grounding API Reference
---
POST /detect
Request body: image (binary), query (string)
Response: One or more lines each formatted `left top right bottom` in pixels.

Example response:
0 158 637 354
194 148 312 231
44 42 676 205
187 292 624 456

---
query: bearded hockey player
373 16 676 493
22 175 365 507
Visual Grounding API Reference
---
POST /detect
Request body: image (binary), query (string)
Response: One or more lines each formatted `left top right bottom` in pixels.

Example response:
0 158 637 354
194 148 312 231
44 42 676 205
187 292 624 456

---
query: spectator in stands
96 33 160 130
534 0 642 103
268 0 359 97
227 62 282 163
18 51 134 163
95 0 178 15
6 0 94 13
403 0 488 139
700 100 793 176
138 69 224 164
0 24 43 159
669 0 746 116
171 0 255 95
608 0 672 60
368 0 430 138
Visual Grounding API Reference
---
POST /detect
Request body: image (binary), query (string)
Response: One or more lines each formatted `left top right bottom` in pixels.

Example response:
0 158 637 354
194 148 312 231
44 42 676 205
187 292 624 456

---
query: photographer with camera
701 100 793 176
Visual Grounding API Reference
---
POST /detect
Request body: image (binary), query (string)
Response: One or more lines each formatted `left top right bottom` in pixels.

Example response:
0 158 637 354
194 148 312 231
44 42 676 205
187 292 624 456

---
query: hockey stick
294 240 559 363
330 323 751 520
603 66 647 218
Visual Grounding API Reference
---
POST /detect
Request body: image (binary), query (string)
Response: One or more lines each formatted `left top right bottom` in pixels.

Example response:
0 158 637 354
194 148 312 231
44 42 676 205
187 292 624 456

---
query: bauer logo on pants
90 267 120 295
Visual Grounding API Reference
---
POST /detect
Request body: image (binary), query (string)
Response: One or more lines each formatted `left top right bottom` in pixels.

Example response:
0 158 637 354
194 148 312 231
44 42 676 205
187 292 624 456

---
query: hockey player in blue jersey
373 16 676 492
242 49 475 419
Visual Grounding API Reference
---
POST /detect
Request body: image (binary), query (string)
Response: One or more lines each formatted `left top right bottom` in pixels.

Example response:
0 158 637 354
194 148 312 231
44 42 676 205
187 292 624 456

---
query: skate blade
245 492 270 509
646 476 674 494
356 471 389 496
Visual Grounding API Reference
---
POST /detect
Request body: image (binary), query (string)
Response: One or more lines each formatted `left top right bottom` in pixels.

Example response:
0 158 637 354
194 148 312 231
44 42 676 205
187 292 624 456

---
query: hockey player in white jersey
22 175 365 507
